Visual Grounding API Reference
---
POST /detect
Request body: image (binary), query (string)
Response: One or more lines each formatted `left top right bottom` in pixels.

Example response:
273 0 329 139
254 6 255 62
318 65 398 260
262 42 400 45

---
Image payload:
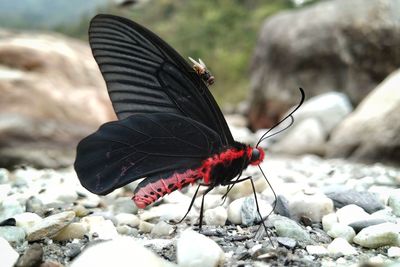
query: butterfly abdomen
132 144 264 208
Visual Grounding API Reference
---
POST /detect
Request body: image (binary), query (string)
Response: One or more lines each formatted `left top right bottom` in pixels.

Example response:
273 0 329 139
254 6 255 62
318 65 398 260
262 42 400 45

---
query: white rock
0 168 10 184
115 213 140 227
225 178 267 200
140 203 198 223
204 206 228 226
71 236 177 267
388 189 400 217
353 222 400 248
53 222 89 241
327 237 358 256
162 190 192 205
89 219 118 240
306 245 328 256
26 211 75 241
227 198 246 224
139 221 154 233
322 213 338 232
13 212 42 232
327 223 356 242
177 229 224 267
195 194 225 210
150 221 174 237
0 237 19 267
0 198 24 221
388 246 400 258
288 192 334 222
336 204 371 225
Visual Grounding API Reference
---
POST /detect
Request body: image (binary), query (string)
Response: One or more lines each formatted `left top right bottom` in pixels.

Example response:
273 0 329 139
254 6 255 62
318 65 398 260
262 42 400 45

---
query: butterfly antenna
255 88 305 148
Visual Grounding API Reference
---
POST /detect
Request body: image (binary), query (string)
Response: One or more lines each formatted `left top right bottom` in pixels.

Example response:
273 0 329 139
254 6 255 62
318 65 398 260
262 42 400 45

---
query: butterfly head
248 147 265 166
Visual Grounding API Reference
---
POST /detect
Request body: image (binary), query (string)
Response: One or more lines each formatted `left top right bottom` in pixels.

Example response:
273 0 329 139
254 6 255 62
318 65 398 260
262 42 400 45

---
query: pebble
277 237 297 249
0 237 19 267
116 225 138 236
327 223 356 242
25 196 45 216
269 215 312 244
64 243 82 259
204 206 227 226
225 178 267 200
353 222 400 248
0 218 16 226
13 212 42 232
348 218 387 233
0 226 26 245
82 216 118 240
71 236 177 267
177 229 225 267
336 204 371 225
140 203 198 222
0 168 10 184
115 213 140 227
194 194 225 210
388 246 400 258
327 237 357 256
0 198 24 221
111 197 138 214
326 190 384 213
150 221 174 237
15 243 43 267
227 198 245 224
53 222 89 241
139 220 154 233
26 211 75 241
288 192 334 222
274 195 291 218
322 213 338 232
306 245 328 256
388 189 400 217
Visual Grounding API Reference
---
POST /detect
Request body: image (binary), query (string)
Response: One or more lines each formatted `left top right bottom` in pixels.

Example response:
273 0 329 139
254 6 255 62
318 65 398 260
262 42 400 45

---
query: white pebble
115 213 140 227
88 219 118 240
388 246 400 258
336 204 371 225
353 222 400 248
13 212 42 232
140 203 198 223
0 237 19 267
327 237 358 256
139 221 154 233
150 221 174 237
227 198 245 224
322 213 338 232
177 229 225 267
204 206 227 226
289 192 334 222
388 189 400 217
195 194 225 210
327 223 356 242
71 236 177 267
306 245 328 256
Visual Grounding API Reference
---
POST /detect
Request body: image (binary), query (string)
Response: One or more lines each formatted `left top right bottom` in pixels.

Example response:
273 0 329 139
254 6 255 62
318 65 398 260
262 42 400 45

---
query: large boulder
249 0 400 129
0 30 115 168
326 69 400 165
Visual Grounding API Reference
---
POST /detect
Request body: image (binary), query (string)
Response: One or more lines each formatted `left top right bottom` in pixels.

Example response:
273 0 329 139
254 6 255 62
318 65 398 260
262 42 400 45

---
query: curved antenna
259 115 294 144
255 88 305 148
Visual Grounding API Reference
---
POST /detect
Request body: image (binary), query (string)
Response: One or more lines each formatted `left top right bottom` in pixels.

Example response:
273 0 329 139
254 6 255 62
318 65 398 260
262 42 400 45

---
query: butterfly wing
89 14 234 145
74 113 222 195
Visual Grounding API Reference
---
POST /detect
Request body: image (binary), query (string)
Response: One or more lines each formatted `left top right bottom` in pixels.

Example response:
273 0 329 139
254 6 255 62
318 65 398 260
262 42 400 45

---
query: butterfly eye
250 148 260 162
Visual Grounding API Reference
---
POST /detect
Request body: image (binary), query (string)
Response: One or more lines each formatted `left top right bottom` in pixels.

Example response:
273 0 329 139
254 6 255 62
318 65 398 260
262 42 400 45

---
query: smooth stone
388 189 400 217
13 212 42 232
289 192 334 222
0 226 26 246
115 213 140 227
177 229 225 267
15 243 43 267
140 203 198 223
277 237 297 249
336 204 371 225
353 222 400 248
388 246 400 258
327 223 356 242
25 196 44 216
77 193 101 208
194 194 225 210
0 198 24 221
241 197 258 226
72 205 90 217
227 198 245 224
269 215 312 244
85 218 118 240
139 221 154 233
225 178 267 200
0 237 19 267
116 225 138 236
204 206 227 226
53 222 89 241
327 237 357 256
348 218 387 233
111 197 138 215
0 168 10 184
64 243 82 259
71 236 177 267
26 211 75 241
150 221 174 237
306 245 328 256
322 213 338 232
326 190 384 213
274 195 291 218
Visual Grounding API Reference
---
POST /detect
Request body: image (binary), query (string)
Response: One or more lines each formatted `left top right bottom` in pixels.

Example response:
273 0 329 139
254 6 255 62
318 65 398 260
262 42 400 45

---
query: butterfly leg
173 183 203 225
198 185 214 231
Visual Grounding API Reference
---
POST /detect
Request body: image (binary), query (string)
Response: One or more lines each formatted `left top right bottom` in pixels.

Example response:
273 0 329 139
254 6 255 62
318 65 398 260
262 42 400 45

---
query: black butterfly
74 14 304 229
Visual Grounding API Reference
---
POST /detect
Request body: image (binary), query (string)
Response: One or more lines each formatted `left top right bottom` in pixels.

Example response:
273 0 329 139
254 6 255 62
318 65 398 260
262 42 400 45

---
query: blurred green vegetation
57 0 293 106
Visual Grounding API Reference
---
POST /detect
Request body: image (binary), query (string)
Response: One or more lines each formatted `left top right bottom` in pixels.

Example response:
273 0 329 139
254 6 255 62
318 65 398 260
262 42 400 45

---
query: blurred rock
249 0 400 129
353 222 400 248
204 206 227 226
327 237 357 256
0 31 114 168
15 243 43 267
327 69 400 164
269 215 312 244
0 226 26 246
26 211 75 241
0 236 19 267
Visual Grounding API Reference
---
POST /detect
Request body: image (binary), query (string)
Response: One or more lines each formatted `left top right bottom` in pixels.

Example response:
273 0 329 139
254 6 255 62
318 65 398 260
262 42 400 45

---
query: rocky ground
1 154 400 267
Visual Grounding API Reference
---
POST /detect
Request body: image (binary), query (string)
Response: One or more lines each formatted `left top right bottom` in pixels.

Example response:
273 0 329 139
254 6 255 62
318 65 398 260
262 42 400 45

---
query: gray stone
277 237 297 249
274 195 291 218
349 218 388 233
269 215 312 244
0 226 26 246
326 190 384 214
241 197 258 226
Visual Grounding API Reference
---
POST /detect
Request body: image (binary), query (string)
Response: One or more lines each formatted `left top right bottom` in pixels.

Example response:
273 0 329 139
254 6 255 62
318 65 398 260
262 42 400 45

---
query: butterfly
74 14 304 229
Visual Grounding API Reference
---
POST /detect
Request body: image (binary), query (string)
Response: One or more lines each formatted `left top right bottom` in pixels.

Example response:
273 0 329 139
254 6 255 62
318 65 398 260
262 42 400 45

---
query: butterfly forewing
89 14 234 145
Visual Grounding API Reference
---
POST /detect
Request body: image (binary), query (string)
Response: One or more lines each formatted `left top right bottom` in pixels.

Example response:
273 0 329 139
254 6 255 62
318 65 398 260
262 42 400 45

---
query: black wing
89 14 234 145
74 113 223 195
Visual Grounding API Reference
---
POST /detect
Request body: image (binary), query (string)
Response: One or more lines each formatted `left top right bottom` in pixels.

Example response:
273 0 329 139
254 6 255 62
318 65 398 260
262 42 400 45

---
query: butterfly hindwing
89 14 234 145
74 113 223 195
